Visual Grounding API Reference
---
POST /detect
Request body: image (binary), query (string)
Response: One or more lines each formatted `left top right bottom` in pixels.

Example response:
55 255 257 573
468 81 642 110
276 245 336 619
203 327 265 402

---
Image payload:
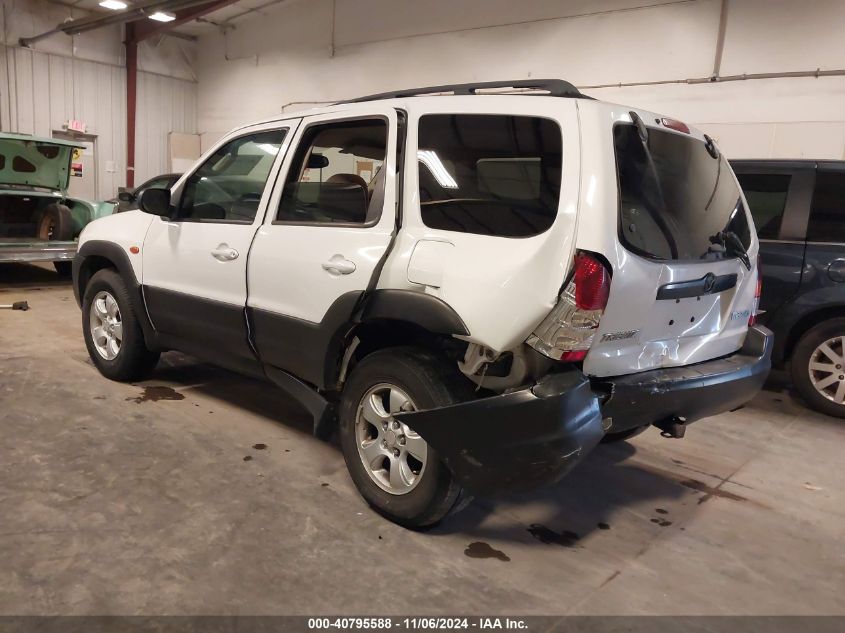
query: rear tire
338 347 472 528
791 318 845 418
53 261 72 278
601 424 650 443
82 268 159 381
37 203 73 241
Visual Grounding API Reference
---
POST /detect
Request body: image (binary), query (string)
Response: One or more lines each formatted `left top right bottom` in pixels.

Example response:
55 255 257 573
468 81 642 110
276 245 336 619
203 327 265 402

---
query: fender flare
73 240 155 343
358 289 469 336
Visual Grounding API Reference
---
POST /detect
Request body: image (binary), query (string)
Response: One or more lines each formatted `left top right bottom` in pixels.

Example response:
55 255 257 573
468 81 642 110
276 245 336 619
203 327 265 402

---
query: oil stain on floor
464 542 510 562
527 524 579 547
127 385 185 404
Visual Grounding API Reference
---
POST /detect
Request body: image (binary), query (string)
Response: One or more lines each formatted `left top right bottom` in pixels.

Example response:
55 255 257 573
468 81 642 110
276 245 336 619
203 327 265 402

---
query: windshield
614 124 751 263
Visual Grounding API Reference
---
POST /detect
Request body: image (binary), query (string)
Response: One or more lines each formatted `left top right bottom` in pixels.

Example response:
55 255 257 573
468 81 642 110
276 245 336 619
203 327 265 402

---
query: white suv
73 80 772 527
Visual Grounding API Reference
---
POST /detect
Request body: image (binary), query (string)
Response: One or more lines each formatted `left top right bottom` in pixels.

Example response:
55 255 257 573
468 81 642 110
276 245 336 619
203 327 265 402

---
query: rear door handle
211 244 239 261
322 254 356 275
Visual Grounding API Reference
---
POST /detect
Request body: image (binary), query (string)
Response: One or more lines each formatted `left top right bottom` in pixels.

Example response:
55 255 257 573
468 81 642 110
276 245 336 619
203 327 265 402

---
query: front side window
615 125 751 262
806 170 845 243
177 129 286 223
276 119 387 225
735 173 791 240
417 114 562 238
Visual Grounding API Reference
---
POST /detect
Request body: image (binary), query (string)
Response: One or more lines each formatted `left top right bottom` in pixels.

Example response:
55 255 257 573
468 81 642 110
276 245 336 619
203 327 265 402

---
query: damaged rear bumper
397 326 772 497
596 325 773 434
395 371 605 496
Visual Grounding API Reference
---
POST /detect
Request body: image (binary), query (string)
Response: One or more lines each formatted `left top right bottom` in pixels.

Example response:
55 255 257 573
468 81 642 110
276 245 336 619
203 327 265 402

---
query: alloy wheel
355 383 428 495
808 336 845 404
89 291 123 361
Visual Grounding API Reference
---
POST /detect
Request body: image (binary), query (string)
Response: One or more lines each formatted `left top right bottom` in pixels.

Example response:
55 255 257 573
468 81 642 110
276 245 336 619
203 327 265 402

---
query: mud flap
395 371 605 496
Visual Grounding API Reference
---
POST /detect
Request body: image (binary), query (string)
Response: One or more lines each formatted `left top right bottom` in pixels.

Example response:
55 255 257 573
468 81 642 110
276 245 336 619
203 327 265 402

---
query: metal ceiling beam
122 0 240 187
128 0 241 42
19 0 231 46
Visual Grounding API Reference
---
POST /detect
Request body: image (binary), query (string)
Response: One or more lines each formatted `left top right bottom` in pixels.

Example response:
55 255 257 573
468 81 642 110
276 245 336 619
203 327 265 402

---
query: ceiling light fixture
148 11 176 22
98 0 128 9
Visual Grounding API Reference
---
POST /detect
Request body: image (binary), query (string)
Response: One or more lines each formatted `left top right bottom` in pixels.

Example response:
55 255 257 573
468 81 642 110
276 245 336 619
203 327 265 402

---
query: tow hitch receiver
655 417 687 438
396 371 605 496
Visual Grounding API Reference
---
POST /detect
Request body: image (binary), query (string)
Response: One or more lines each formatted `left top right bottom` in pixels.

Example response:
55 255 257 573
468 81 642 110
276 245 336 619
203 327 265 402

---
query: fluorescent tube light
99 0 128 9
418 150 458 189
149 11 176 22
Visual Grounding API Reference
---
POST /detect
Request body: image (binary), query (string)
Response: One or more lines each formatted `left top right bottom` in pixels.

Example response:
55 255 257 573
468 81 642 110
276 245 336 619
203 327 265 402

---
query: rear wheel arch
335 319 469 392
328 290 471 391
358 289 469 336
784 305 845 362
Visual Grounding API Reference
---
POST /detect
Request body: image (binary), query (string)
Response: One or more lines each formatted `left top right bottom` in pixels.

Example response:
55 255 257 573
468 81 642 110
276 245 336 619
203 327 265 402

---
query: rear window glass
614 124 751 262
417 114 562 237
735 173 791 239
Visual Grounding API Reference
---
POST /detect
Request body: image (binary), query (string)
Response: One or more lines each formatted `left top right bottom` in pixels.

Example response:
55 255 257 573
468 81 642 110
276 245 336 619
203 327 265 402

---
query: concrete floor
1 262 844 616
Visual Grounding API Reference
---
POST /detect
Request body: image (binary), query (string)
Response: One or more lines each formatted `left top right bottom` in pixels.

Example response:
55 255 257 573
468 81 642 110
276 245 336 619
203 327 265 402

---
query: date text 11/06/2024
307 618 528 630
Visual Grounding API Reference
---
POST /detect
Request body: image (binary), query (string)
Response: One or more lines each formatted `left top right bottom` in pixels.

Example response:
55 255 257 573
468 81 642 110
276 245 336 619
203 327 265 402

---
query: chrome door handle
322 254 356 275
211 244 239 261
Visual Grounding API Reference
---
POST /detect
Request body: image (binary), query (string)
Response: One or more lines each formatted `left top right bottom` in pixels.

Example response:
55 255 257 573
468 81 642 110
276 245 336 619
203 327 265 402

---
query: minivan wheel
82 268 160 381
791 318 845 418
339 347 472 527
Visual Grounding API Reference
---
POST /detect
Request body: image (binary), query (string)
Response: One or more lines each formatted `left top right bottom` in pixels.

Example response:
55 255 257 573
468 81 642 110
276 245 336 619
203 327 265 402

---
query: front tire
82 268 160 381
791 318 845 418
339 347 471 528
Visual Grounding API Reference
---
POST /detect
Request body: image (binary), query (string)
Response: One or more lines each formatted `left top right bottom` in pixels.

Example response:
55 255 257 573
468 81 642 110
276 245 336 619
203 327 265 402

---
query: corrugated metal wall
0 44 197 199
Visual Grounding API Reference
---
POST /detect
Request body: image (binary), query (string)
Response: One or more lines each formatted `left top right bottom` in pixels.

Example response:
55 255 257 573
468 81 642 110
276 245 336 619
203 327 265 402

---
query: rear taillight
527 252 611 362
749 256 762 326
574 252 611 310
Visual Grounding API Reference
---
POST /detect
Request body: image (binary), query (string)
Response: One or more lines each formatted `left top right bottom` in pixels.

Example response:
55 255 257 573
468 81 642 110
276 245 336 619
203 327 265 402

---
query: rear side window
735 173 791 239
277 119 387 225
417 114 562 237
614 124 750 262
807 170 845 243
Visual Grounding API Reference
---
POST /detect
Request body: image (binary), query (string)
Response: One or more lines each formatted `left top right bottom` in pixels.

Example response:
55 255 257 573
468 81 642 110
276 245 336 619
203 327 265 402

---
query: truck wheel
792 318 845 418
339 347 472 528
82 268 160 381
601 424 649 443
37 203 73 241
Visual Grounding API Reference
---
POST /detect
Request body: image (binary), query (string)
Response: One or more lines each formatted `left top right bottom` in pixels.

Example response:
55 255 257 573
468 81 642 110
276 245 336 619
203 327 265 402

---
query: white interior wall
0 0 198 197
195 0 845 160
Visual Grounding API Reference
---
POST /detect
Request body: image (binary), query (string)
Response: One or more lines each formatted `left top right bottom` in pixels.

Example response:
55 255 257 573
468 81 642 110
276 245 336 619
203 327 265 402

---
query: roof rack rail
342 79 587 103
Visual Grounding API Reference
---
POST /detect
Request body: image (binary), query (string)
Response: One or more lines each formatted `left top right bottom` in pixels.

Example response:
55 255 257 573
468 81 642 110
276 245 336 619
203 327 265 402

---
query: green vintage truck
0 133 116 276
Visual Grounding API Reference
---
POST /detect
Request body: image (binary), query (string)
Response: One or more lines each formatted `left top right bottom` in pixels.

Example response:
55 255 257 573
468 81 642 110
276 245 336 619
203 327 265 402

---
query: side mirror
139 187 172 217
117 190 135 203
